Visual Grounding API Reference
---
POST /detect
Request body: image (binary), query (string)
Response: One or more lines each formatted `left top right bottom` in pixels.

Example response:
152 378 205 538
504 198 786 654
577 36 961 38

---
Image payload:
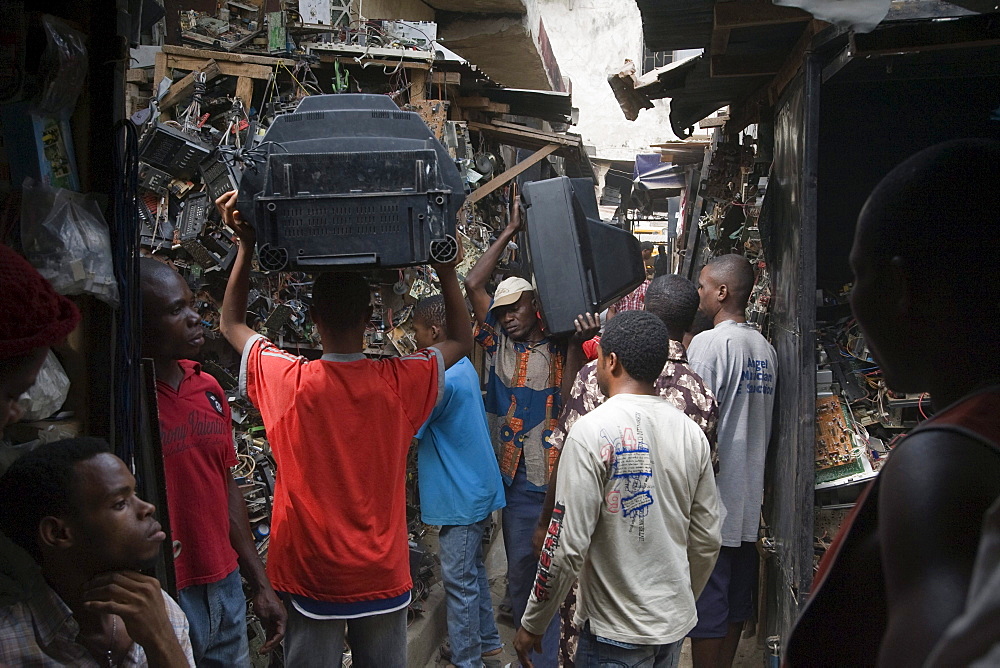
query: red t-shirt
157 361 239 590
241 335 443 603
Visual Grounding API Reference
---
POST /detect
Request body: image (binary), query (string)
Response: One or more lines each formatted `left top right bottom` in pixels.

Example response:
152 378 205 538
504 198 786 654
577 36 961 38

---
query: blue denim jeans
439 517 503 668
177 567 250 667
283 603 407 668
503 460 559 668
576 623 682 668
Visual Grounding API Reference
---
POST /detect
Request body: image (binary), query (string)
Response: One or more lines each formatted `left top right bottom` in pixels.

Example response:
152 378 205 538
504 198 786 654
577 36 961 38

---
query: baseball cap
490 276 533 311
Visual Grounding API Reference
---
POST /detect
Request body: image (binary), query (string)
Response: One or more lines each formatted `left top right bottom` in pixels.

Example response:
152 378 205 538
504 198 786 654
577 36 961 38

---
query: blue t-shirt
416 357 506 525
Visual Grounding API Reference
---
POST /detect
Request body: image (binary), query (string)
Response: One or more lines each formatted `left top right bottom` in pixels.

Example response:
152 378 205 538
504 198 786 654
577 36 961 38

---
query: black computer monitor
237 94 464 271
522 176 645 336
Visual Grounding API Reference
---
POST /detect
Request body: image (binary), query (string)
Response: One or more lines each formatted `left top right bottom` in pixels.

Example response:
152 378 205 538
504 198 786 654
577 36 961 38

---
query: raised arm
430 257 474 369
216 191 258 354
465 200 522 326
561 313 600 401
877 432 1000 667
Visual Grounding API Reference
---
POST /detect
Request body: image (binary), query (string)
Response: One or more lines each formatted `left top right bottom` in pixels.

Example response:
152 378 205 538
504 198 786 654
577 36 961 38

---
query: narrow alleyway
414 521 766 668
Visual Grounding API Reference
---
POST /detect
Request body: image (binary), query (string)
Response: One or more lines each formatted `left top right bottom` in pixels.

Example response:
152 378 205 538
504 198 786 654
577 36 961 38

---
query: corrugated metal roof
636 54 770 137
636 0 715 52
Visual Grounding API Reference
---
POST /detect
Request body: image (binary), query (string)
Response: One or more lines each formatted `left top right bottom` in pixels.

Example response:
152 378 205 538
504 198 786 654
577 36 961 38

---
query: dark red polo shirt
157 360 238 589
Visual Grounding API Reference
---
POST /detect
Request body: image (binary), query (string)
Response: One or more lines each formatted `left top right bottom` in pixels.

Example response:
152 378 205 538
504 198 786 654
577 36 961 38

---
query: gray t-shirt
688 319 776 546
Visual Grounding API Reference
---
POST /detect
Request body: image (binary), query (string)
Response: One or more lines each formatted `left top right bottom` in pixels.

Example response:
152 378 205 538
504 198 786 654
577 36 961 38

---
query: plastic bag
16 351 70 422
35 15 88 117
20 178 120 306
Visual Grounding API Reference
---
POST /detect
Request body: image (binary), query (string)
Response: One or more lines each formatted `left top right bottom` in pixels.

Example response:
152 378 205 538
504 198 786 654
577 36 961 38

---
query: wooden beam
430 71 461 85
478 120 579 146
850 12 1000 57
235 77 254 106
714 1 812 29
710 52 786 77
162 44 281 66
699 114 730 128
159 60 222 110
455 96 492 109
153 51 167 91
467 144 560 205
165 55 272 80
767 20 826 104
409 69 427 104
710 27 731 56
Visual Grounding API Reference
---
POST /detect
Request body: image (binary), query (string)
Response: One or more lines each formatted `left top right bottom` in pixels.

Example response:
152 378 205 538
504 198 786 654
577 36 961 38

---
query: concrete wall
534 0 677 161
352 0 435 21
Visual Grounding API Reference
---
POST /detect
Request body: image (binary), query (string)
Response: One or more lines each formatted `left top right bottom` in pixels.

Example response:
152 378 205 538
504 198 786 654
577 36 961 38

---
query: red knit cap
0 243 82 359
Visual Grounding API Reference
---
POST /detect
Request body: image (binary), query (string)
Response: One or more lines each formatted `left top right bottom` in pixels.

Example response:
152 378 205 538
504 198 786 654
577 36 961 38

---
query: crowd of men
0 138 997 668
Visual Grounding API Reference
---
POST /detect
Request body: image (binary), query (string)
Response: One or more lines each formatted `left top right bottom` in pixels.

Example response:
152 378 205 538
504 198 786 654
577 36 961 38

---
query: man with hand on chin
0 437 195 666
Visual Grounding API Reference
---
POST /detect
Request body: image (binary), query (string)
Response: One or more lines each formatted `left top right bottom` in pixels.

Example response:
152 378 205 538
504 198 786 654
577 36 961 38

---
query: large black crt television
522 176 645 336
237 94 465 271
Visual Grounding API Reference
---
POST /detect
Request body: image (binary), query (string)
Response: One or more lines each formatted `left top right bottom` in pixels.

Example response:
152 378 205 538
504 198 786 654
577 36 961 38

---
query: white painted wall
534 0 677 161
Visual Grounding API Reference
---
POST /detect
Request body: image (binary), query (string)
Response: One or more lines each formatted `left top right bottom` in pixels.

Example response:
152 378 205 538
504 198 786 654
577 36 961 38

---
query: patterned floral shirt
476 311 566 491
612 279 651 313
550 339 720 470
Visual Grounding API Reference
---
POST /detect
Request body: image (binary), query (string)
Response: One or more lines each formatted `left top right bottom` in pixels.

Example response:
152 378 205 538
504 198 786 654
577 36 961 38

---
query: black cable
111 119 141 466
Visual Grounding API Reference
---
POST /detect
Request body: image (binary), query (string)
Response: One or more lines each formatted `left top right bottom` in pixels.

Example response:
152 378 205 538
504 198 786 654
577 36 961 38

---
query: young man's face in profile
848 218 914 393
67 453 166 571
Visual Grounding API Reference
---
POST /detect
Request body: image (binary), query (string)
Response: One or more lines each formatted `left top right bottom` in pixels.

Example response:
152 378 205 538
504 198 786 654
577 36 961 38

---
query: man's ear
430 324 443 342
606 351 621 376
718 283 730 302
39 516 73 552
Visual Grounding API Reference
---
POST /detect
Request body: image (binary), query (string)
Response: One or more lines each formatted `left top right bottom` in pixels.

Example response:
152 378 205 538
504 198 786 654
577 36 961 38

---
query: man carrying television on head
466 197 595 668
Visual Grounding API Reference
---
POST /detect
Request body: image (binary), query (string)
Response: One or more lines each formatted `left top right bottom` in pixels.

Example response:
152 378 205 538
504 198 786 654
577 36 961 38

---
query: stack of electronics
137 121 241 272
812 314 918 508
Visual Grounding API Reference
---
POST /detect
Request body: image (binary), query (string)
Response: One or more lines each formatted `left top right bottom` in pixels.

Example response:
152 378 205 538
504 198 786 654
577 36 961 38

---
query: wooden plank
486 102 511 114
159 60 222 111
165 55 272 80
455 96 492 109
467 144 560 205
486 120 579 146
409 69 427 104
710 52 786 77
162 43 281 66
699 114 730 128
467 121 577 148
430 71 461 85
768 20 826 104
153 51 167 92
714 1 812 29
710 27 731 56
236 77 254 106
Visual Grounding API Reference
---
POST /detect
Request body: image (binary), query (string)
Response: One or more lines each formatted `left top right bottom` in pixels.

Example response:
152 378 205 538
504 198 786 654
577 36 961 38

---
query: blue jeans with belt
576 622 683 668
503 459 559 668
439 517 503 668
